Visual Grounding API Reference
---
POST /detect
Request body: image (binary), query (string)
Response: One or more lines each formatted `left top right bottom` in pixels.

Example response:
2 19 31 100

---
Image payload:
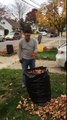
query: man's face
24 33 31 42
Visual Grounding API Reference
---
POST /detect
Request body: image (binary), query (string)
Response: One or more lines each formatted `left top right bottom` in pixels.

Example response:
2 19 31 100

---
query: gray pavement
0 34 66 51
0 55 66 74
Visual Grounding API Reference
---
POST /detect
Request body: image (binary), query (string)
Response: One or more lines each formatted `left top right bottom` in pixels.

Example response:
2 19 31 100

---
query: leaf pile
16 95 66 120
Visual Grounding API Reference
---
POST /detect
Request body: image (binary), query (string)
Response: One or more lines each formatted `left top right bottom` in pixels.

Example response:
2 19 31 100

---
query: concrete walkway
0 55 66 74
0 55 18 69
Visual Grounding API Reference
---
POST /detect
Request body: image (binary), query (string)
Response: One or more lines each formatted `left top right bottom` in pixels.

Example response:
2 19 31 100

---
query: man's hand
19 59 23 63
31 52 36 57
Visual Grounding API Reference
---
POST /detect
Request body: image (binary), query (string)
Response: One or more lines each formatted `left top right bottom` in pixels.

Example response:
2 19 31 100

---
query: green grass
0 69 66 120
37 49 57 60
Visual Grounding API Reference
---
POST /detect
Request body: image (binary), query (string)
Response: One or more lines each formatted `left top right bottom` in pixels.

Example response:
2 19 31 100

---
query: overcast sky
0 0 49 6
0 0 49 19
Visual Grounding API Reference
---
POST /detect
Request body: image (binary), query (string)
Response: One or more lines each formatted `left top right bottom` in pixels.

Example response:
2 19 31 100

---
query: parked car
0 35 4 42
5 32 21 40
56 43 67 70
38 31 47 36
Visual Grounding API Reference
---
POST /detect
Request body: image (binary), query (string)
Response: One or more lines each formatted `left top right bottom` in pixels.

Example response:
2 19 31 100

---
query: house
31 23 39 33
0 25 4 36
0 17 20 35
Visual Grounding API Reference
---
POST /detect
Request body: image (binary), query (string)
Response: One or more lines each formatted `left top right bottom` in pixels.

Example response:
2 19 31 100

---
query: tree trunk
58 30 60 36
61 31 63 37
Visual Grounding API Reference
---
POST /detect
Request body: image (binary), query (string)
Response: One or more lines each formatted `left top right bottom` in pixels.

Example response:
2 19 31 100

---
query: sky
0 0 49 6
0 0 49 19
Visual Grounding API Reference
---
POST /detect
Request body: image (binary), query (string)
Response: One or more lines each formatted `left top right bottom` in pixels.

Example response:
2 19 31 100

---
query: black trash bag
24 66 51 104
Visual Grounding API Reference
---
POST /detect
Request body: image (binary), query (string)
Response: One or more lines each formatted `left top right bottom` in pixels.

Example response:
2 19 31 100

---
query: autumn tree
25 9 37 23
48 0 66 36
36 11 48 26
36 0 66 36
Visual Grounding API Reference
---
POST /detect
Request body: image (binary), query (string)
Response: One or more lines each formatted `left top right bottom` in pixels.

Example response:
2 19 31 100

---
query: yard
0 69 66 120
36 48 57 61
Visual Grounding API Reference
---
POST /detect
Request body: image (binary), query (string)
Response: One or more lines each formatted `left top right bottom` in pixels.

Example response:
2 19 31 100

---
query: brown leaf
18 101 22 105
16 104 21 109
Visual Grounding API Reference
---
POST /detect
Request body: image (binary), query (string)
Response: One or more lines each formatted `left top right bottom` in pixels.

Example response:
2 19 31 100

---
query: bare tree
0 3 12 18
9 0 29 20
0 3 7 17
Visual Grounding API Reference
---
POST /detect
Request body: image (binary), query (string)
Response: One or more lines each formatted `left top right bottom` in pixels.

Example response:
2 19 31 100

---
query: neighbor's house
0 25 4 36
0 17 20 35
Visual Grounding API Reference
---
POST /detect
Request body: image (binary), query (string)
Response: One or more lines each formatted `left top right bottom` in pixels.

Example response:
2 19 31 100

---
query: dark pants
21 59 35 85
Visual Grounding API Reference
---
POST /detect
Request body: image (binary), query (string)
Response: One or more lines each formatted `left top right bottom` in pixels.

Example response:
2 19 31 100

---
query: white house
31 23 39 33
0 18 20 35
0 25 4 36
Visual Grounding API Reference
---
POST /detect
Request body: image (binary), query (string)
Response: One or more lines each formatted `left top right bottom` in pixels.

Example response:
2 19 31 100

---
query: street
0 35 66 51
41 35 66 48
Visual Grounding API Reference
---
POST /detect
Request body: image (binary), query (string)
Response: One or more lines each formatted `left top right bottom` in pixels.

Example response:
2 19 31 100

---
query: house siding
0 19 13 33
0 29 4 36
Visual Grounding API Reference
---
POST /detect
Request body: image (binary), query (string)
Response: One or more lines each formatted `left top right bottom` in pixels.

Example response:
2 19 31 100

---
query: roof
0 17 2 22
0 17 20 29
5 18 20 29
6 19 20 28
0 25 4 29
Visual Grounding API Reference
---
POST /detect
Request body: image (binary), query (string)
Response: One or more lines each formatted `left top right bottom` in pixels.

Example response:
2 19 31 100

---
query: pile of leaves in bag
27 69 45 75
16 95 66 120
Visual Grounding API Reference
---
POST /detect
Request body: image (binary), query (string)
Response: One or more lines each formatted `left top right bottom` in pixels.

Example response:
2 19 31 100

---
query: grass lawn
36 49 57 61
0 69 66 120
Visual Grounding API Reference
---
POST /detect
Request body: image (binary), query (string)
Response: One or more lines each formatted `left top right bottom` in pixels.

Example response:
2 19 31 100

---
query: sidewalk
0 55 66 74
0 55 19 69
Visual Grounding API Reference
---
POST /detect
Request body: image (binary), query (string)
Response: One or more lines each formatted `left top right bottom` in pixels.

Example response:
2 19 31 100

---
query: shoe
22 84 25 88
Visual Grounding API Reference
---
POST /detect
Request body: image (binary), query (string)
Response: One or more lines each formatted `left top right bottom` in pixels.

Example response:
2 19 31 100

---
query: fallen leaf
18 101 22 105
16 104 21 109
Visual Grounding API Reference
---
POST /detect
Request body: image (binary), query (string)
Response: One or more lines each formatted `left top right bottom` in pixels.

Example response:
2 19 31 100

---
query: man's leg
21 59 28 86
30 59 35 69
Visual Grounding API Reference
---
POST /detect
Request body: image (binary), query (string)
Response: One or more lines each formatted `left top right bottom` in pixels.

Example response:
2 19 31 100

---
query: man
18 24 37 87
38 33 42 44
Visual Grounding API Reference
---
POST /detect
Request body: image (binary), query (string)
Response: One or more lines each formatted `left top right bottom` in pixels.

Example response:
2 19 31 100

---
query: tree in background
0 3 10 18
7 0 29 31
9 0 29 21
36 11 48 27
25 9 37 23
47 0 66 36
19 18 25 31
36 0 66 36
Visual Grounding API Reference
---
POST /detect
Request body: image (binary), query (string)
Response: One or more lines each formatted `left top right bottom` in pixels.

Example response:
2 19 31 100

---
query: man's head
23 24 32 42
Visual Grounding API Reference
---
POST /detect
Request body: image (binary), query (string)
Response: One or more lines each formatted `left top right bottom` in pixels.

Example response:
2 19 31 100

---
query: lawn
0 69 66 120
36 49 57 61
